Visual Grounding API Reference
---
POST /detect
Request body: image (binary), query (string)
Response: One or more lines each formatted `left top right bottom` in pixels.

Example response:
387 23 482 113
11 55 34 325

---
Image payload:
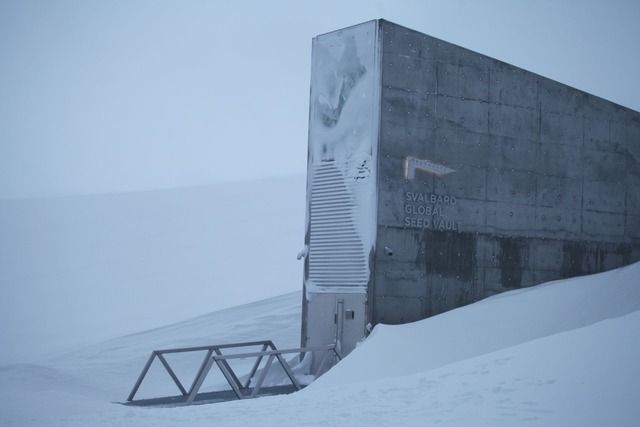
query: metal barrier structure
126 340 341 406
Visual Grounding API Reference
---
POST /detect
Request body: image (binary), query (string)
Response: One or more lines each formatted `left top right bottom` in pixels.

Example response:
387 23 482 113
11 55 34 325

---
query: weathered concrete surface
371 19 640 324
302 20 640 355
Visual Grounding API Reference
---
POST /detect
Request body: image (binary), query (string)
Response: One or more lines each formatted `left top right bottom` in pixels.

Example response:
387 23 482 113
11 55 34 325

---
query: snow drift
0 262 638 426
0 175 305 364
312 261 640 389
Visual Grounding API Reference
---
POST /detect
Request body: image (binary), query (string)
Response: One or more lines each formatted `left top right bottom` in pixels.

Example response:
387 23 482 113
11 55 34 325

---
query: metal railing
126 340 341 406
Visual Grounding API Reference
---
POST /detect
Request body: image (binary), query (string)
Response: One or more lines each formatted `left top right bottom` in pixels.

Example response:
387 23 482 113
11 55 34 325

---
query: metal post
250 354 275 398
127 352 157 401
157 353 188 396
214 347 244 391
275 353 302 391
243 342 270 389
187 348 214 395
185 353 217 405
336 298 344 354
213 356 244 400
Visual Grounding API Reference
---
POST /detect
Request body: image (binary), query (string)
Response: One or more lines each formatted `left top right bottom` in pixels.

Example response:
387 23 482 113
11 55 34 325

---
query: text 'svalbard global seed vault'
300 20 640 362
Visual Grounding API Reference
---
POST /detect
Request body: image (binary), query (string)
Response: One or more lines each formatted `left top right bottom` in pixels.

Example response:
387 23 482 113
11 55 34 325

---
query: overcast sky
1 0 639 198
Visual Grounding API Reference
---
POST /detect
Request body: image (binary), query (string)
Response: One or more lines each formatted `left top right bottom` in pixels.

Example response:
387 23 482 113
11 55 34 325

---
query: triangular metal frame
126 340 340 406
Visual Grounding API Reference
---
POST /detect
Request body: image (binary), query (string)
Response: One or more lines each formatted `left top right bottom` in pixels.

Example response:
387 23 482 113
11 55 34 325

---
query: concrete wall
302 19 640 358
372 20 640 325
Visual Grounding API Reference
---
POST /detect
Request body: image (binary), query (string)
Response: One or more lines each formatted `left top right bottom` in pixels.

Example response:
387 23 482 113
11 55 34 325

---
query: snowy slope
0 291 303 425
0 175 306 364
312 262 640 389
1 262 639 426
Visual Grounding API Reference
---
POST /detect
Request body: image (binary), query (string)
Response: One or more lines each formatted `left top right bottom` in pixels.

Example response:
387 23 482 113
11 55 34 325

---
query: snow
1 266 638 427
0 176 305 364
305 21 380 295
312 263 640 388
1 182 639 426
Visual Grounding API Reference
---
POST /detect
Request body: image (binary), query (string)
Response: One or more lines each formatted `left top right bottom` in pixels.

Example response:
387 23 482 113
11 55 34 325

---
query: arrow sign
404 157 456 179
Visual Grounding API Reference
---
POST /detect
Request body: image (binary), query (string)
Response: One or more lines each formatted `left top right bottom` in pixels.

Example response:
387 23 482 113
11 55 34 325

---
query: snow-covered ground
0 175 306 364
1 265 638 426
1 181 639 426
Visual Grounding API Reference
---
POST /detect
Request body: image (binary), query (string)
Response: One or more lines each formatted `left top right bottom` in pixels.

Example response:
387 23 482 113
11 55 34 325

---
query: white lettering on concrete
403 191 462 232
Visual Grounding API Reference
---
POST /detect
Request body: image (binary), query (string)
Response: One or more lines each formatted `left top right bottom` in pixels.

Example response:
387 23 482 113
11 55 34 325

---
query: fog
1 0 638 198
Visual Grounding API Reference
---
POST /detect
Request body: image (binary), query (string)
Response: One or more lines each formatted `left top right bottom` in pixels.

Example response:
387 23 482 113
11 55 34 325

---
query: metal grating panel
308 162 368 287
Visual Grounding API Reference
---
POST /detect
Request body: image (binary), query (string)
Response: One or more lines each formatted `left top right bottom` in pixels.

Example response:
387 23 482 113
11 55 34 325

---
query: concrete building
300 20 640 361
